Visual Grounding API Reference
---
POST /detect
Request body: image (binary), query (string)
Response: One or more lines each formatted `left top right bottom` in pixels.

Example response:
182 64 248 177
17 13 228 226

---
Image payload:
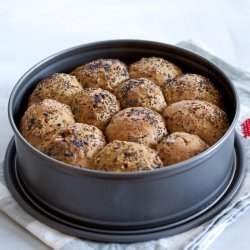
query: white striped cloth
0 40 250 250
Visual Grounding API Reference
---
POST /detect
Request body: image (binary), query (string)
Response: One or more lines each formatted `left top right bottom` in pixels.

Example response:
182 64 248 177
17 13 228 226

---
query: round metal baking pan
8 40 240 230
4 133 246 243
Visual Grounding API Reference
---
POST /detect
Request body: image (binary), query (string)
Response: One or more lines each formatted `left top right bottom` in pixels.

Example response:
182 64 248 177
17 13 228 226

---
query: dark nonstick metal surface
7 40 240 231
4 134 246 242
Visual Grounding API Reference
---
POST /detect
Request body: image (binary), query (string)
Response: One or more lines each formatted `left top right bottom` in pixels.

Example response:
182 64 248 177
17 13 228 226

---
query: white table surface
1 0 250 249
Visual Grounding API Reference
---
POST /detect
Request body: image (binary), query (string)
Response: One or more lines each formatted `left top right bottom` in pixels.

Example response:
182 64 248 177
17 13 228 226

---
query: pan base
4 134 247 243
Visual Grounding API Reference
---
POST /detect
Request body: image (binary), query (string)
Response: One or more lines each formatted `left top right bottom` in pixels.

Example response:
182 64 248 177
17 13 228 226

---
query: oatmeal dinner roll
163 73 223 108
128 57 182 88
28 73 82 107
20 99 75 149
162 100 229 146
71 88 120 131
157 132 209 166
105 107 168 148
94 140 163 172
41 123 106 168
70 59 129 92
115 78 167 113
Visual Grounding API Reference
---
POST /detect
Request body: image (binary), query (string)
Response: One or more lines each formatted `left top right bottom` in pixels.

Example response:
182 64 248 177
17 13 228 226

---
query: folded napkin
0 40 249 250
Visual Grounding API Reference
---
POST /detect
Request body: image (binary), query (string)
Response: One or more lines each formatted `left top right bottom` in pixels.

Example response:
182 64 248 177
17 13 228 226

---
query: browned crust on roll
28 73 82 107
20 99 75 149
71 88 120 131
128 57 182 87
162 100 229 145
94 140 163 172
70 59 129 92
105 107 168 148
163 73 223 108
41 123 106 168
156 132 209 166
115 78 167 113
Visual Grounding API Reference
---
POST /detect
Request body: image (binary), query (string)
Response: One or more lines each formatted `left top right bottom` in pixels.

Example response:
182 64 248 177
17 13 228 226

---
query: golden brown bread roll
105 107 168 148
162 100 229 145
128 57 182 87
163 73 223 108
71 88 120 131
94 140 163 172
20 99 75 149
28 73 82 107
156 132 209 166
115 78 167 113
70 59 129 92
41 123 106 168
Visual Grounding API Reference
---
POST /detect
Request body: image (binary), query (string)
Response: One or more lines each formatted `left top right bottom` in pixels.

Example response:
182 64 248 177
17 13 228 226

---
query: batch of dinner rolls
20 57 230 172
